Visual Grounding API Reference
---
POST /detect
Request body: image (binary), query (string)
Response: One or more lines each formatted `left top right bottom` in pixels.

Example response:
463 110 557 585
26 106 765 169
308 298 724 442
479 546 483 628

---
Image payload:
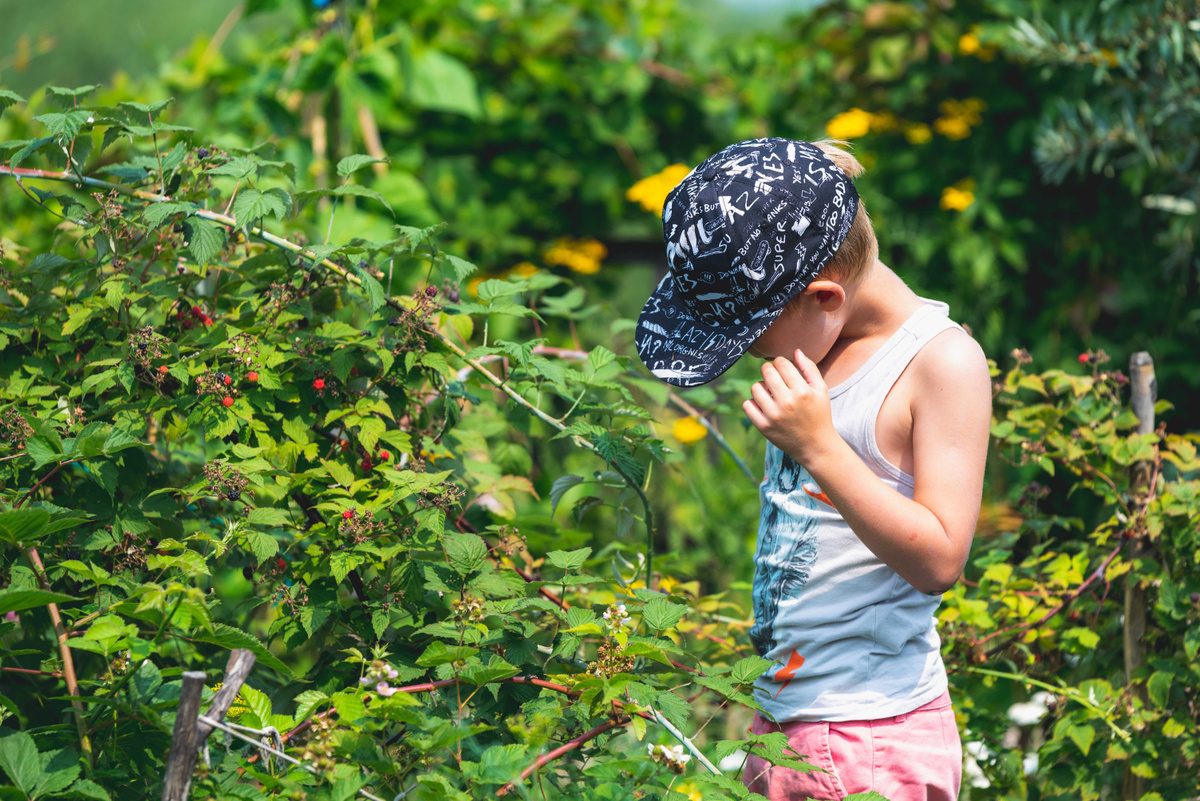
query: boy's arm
743 331 991 594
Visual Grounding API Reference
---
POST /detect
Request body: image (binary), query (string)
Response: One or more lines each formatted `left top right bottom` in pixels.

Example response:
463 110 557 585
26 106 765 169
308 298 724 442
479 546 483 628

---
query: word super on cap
635 138 860 387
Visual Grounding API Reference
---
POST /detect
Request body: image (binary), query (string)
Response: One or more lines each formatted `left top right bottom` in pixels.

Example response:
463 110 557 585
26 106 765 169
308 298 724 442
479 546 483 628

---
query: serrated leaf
444 532 488 576
0 508 53 545
0 730 42 796
183 217 227 266
293 690 327 722
0 90 26 114
337 154 388 177
642 597 686 632
1067 723 1094 756
246 508 293 527
233 187 290 230
239 686 272 728
443 254 477 282
330 691 365 723
142 201 199 227
730 655 775 685
546 547 591 572
192 623 298 681
60 779 111 801
330 183 393 215
242 529 278 566
0 588 77 614
416 642 478 667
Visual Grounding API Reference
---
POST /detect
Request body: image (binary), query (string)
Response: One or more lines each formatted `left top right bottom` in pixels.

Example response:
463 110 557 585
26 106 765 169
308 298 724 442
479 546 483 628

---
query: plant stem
496 717 629 797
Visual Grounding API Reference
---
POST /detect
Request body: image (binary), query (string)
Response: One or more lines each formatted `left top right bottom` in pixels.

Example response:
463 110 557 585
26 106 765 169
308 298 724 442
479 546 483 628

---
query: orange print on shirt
803 484 835 509
774 649 806 697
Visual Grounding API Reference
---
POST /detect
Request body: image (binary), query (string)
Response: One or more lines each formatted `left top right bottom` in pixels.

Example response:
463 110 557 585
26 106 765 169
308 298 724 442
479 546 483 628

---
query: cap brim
635 275 785 388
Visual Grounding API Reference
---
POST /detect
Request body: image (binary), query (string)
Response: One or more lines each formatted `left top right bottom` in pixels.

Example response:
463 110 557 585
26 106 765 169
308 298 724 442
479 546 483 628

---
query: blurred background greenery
3 0 1197 620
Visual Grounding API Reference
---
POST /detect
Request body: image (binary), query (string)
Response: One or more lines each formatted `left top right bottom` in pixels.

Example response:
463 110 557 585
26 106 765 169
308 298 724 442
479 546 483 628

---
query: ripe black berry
424 285 438 297
448 290 460 303
197 147 210 159
242 565 253 580
357 260 368 269
388 316 401 327
226 488 241 501
1191 592 1200 603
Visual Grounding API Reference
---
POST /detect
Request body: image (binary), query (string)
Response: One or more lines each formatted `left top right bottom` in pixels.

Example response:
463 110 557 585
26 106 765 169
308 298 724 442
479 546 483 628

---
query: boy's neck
836 259 924 345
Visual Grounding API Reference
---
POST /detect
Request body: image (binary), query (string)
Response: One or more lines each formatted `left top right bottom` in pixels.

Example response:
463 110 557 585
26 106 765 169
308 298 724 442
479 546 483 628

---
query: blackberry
197 147 210 160
448 289 460 303
424 285 438 297
388 316 402 327
226 488 241 502
1192 593 1200 603
242 565 253 580
357 259 368 269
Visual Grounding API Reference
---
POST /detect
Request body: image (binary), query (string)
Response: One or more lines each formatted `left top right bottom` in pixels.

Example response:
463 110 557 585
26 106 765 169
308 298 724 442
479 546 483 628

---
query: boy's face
747 283 846 365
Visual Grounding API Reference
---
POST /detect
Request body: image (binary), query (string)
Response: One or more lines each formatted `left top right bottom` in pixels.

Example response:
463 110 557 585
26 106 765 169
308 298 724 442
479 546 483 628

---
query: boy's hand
743 349 838 465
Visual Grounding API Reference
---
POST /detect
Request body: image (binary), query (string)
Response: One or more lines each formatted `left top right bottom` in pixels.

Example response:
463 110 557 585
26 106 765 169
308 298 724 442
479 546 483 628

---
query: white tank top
751 297 963 722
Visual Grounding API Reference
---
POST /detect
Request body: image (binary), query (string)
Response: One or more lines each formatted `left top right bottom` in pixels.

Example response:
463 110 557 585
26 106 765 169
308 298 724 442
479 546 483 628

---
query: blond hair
810 138 877 283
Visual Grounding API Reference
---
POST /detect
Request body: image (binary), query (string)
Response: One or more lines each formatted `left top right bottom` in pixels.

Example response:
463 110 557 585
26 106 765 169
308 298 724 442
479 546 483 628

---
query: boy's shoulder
905 325 991 414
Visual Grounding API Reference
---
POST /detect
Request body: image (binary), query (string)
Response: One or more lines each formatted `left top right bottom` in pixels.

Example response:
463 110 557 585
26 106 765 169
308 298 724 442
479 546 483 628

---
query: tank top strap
837 299 964 463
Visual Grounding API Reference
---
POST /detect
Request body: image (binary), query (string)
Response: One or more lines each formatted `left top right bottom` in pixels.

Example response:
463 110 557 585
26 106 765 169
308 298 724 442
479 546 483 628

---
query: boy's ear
803 280 846 312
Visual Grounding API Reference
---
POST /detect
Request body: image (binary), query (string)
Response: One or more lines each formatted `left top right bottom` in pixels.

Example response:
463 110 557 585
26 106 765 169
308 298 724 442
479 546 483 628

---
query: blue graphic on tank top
750 447 824 657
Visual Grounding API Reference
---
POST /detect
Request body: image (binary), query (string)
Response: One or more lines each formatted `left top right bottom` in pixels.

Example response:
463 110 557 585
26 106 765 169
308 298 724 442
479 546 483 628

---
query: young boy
635 138 991 800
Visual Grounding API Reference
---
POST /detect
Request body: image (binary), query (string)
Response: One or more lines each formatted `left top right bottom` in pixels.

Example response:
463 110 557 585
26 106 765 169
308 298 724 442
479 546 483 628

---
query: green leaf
141 201 199 227
0 90 26 114
292 690 327 722
410 49 482 118
546 547 591 572
58 779 111 801
330 691 365 723
641 597 686 632
443 532 488 576
33 110 93 142
192 623 298 681
238 686 272 728
0 588 77 615
550 475 584 515
0 730 42 796
730 655 776 685
0 509 52 545
183 217 227 266
337 154 389 177
246 508 293 527
416 642 478 667
352 261 387 312
233 187 290 230
329 551 365 583
1067 723 1094 756
242 529 278 566
330 183 393 215
1147 671 1173 709
443 254 477 282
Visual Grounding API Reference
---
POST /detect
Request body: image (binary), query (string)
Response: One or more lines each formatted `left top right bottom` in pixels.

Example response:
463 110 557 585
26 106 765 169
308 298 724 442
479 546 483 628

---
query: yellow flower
905 123 933 145
940 180 976 212
672 417 708 444
544 237 607 275
626 164 692 214
934 116 972 140
208 683 250 717
467 274 486 298
1097 48 1118 67
958 31 981 56
676 782 703 801
825 108 872 140
510 262 539 277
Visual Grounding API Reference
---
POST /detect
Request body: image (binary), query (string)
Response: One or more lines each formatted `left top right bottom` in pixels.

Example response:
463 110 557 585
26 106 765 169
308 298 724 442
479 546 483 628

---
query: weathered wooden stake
162 672 206 801
161 650 257 801
1122 351 1155 801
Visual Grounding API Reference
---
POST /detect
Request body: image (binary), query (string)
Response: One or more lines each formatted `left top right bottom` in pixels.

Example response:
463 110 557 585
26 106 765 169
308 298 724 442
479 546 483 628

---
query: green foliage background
1 1 1198 800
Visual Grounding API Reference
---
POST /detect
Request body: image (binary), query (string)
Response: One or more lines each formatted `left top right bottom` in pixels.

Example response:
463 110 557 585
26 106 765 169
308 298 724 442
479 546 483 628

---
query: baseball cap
635 138 860 387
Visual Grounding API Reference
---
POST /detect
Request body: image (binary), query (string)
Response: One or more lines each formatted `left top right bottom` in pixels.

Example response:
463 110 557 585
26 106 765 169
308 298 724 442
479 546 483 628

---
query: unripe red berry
222 397 234 408
159 365 169 375
223 374 232 386
276 558 287 571
361 457 373 470
339 439 349 451
1078 353 1090 364
247 371 259 382
313 378 325 390
379 450 390 461
350 366 360 376
192 305 203 316
342 509 354 520
425 285 438 297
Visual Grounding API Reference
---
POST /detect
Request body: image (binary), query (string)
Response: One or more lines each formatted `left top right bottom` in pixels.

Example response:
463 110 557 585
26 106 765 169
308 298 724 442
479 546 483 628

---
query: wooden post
1122 351 1155 801
195 649 257 741
160 650 257 801
162 672 206 801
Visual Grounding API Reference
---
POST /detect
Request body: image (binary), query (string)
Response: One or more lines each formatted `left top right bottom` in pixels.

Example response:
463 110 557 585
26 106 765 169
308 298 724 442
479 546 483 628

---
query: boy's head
636 137 874 387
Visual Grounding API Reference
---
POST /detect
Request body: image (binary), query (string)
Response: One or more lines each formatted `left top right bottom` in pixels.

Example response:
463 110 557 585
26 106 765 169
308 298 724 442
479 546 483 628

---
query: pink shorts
742 690 962 801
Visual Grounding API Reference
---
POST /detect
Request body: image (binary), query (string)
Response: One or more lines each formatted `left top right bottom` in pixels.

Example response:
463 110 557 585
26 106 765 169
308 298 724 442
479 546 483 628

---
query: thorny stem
496 717 630 797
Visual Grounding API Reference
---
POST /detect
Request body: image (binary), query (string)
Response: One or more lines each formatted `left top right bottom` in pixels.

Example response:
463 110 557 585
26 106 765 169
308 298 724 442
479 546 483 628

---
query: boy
635 138 991 800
